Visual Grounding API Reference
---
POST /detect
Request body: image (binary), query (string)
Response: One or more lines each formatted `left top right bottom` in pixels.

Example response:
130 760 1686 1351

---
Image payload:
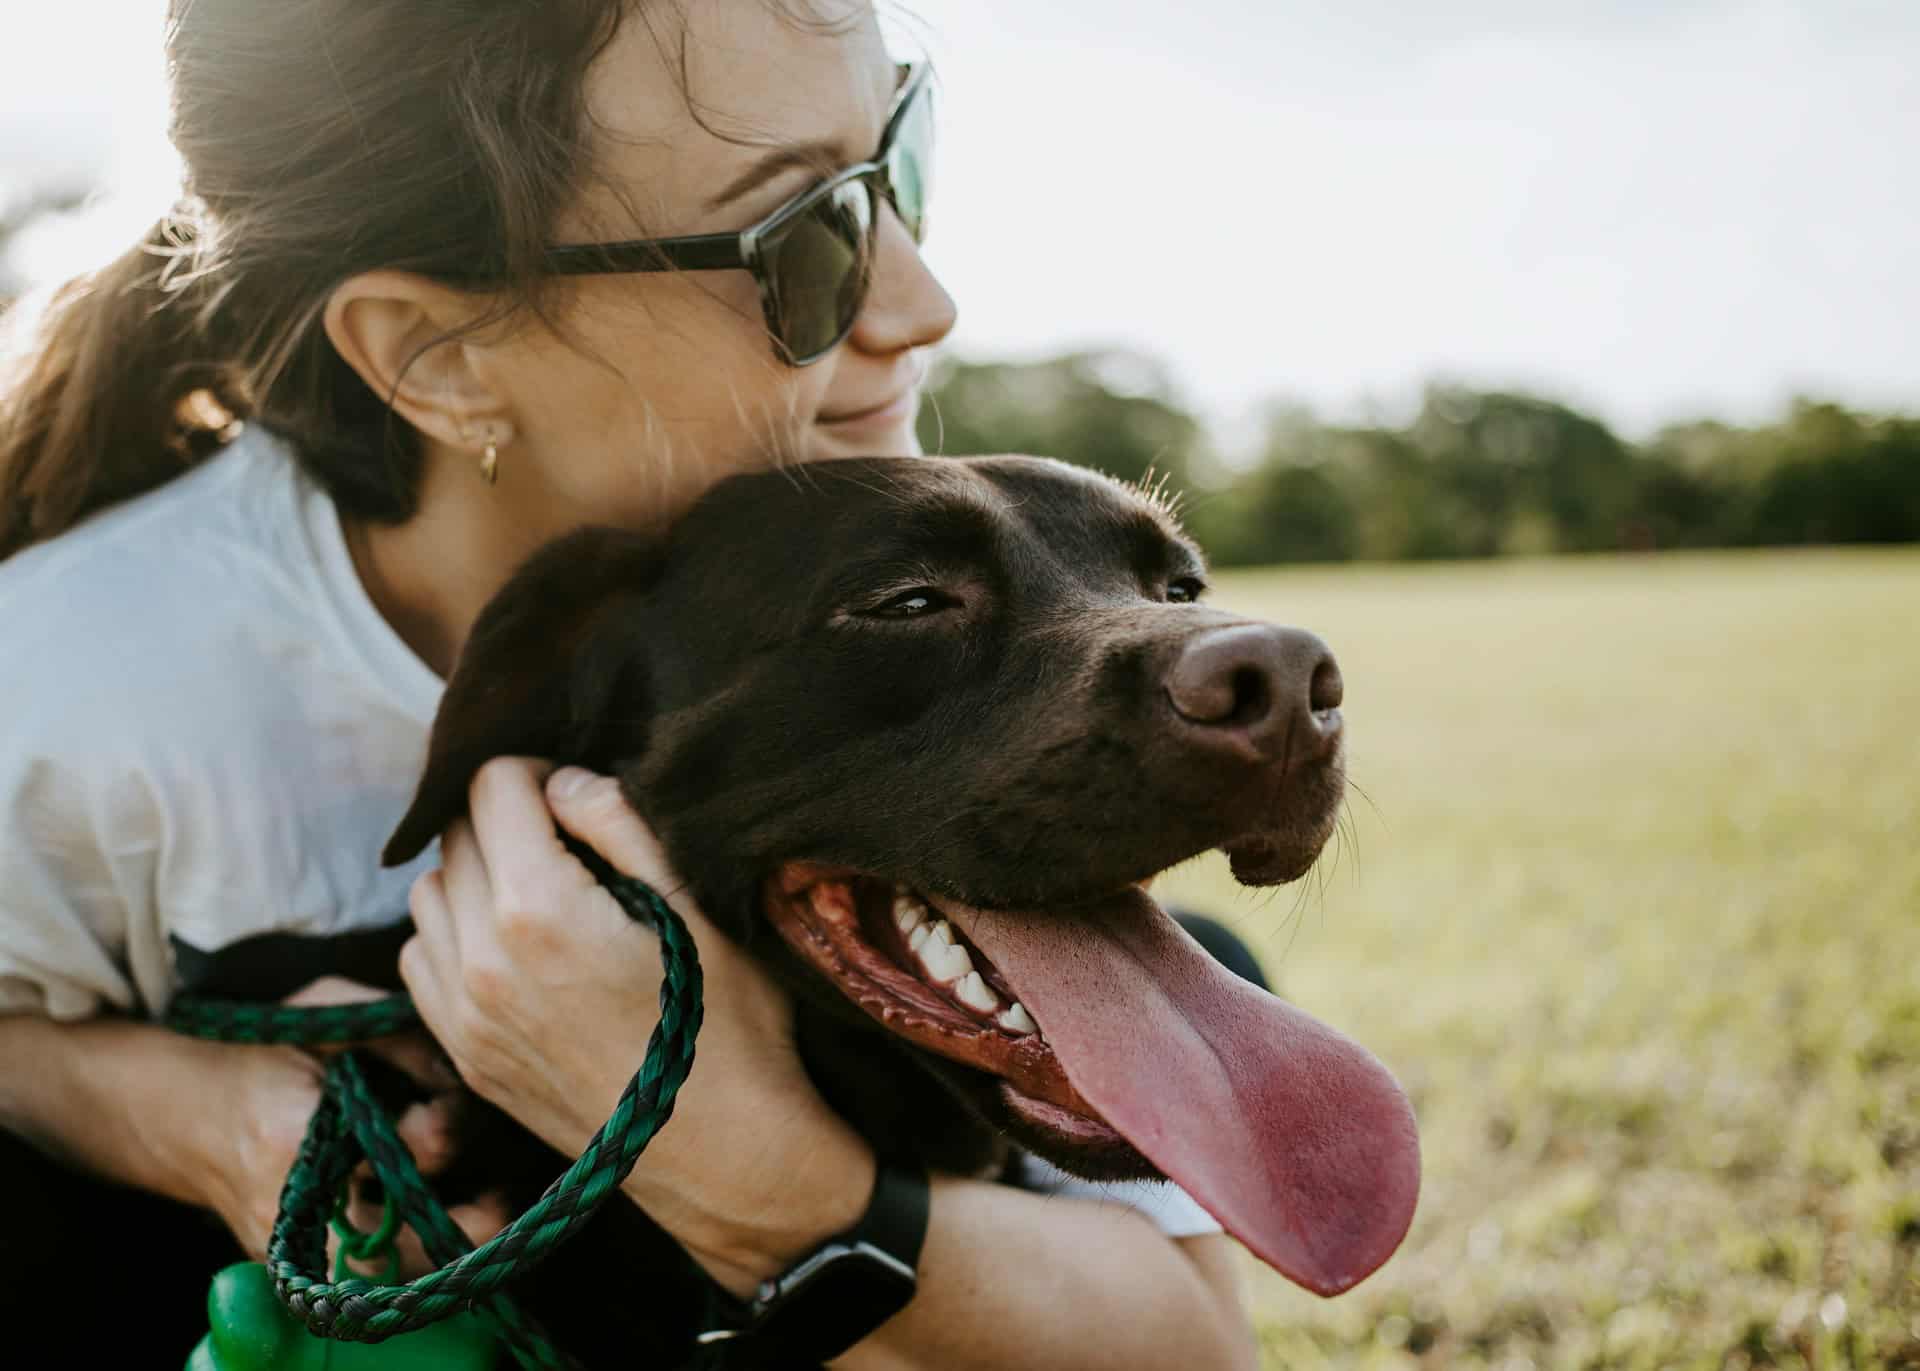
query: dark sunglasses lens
886 82 934 242
765 180 874 362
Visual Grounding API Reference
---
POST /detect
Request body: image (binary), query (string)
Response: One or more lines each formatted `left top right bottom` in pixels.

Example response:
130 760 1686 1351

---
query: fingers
414 757 677 945
362 1031 461 1095
344 1163 384 1232
392 1097 460 1175
449 1194 511 1249
337 1187 511 1279
338 1122 510 1278
545 766 684 897
404 851 486 1066
443 758 684 934
283 975 392 1010
379 1225 432 1280
397 756 689 1157
423 821 473 966
337 1097 458 1225
406 863 460 994
377 1193 507 1276
466 757 578 908
383 1194 511 1277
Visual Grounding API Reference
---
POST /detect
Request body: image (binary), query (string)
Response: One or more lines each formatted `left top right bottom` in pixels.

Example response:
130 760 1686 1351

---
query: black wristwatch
693 1158 930 1367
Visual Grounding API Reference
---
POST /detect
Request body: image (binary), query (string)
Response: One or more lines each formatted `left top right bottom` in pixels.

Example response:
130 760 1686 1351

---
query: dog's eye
863 587 957 619
1167 576 1208 604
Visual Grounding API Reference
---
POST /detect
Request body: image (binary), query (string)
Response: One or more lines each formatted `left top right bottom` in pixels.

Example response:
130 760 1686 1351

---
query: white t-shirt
1 424 441 1019
0 423 1218 1236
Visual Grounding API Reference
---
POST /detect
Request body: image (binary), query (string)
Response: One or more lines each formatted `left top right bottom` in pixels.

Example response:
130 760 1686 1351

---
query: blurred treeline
917 350 1920 565
6 199 1914 566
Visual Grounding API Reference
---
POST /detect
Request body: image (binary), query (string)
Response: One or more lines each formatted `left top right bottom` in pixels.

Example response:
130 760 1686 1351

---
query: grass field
1153 547 1920 1371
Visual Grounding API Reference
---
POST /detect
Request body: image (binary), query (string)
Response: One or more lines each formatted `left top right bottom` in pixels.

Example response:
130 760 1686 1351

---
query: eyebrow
703 65 911 217
704 140 850 215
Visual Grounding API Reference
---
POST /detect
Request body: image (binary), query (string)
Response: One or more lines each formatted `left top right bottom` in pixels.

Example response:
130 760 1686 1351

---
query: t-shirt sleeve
1010 1152 1223 1239
0 704 163 1021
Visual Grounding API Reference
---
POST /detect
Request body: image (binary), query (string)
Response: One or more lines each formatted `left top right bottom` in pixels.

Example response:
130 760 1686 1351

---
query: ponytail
0 214 251 561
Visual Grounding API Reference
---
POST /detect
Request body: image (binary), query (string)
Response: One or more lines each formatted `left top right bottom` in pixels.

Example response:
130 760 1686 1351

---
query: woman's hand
201 976 508 1276
400 759 874 1294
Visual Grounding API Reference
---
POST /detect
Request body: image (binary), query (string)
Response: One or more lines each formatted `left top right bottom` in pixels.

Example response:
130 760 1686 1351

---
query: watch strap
692 1157 929 1367
831 1156 930 1274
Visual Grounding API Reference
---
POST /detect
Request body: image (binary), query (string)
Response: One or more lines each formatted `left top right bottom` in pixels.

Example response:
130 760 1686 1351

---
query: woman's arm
0 1000 504 1268
608 1073 1256 1371
0 1012 323 1249
832 1192 1255 1371
612 1100 1256 1371
404 761 1261 1371
651 1143 1258 1371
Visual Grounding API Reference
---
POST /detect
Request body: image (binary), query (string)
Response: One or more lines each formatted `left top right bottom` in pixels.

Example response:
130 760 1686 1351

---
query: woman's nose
847 209 958 356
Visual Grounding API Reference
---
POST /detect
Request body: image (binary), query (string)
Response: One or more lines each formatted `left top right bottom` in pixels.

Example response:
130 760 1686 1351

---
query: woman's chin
810 415 924 459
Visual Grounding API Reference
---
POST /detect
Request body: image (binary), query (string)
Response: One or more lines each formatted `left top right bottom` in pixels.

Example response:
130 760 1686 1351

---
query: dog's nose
1165 625 1344 765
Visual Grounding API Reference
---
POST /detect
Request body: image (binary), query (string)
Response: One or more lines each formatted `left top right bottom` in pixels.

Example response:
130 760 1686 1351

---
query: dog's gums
767 862 1127 1145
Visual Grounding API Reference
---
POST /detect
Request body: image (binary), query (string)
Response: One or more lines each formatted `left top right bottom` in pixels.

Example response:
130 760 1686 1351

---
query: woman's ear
323 270 512 449
383 526 665 866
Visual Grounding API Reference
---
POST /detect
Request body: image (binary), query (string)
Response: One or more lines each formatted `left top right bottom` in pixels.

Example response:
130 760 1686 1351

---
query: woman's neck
339 447 570 680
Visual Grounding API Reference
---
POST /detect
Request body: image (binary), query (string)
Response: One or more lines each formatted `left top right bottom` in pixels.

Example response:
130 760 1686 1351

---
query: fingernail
549 767 593 800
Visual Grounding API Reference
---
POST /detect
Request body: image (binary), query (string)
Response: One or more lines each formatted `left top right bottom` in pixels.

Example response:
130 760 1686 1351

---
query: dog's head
386 455 1418 1295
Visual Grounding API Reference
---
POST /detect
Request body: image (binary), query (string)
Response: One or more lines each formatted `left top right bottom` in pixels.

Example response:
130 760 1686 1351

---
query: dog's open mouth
767 864 1128 1151
765 861 1423 1297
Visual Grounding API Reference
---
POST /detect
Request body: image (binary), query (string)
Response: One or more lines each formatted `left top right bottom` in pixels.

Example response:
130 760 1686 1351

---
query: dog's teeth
892 896 926 936
955 971 1001 1014
908 918 973 984
919 938 971 984
925 940 967 983
997 1002 1038 1035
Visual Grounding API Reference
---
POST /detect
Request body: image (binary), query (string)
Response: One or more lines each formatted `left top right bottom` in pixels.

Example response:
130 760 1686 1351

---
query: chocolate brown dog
384 455 1419 1365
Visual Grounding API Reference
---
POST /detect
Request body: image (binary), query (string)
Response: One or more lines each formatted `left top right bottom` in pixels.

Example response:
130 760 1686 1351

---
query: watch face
753 1243 918 1358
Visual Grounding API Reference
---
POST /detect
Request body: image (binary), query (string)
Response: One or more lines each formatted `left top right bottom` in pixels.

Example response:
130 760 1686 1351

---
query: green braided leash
166 854 703 1369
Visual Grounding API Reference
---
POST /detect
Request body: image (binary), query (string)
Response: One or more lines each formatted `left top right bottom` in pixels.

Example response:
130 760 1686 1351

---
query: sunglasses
542 63 934 367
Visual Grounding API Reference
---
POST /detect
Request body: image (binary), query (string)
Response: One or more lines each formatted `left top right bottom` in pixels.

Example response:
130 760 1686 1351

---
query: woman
0 1 1259 1366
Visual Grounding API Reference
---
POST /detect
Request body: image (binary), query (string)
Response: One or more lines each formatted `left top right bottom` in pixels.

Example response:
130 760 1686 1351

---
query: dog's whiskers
1342 772 1387 833
1335 798 1364 889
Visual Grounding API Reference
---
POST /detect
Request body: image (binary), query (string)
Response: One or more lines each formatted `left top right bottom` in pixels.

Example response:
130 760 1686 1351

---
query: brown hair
0 0 633 560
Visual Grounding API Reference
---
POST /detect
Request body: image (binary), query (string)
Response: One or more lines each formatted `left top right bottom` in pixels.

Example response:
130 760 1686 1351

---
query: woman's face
473 0 957 530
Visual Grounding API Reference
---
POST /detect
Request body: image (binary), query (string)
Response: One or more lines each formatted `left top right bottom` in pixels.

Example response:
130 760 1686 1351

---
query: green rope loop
166 859 703 1370
331 1180 401 1269
331 1182 401 1284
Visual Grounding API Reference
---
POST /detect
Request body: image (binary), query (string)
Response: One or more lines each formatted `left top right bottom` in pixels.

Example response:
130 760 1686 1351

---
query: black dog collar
694 1158 929 1366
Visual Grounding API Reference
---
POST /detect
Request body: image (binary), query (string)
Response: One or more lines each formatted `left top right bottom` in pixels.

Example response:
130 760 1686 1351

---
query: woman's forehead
569 0 897 240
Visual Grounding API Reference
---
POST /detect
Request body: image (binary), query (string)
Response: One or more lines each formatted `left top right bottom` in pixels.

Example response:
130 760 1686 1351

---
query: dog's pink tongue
944 889 1420 1295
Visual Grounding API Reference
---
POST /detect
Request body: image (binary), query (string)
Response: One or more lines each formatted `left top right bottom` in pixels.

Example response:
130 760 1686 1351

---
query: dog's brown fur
385 456 1345 1366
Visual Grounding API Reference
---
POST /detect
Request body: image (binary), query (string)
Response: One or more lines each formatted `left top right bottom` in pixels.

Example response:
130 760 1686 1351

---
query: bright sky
3 0 1915 439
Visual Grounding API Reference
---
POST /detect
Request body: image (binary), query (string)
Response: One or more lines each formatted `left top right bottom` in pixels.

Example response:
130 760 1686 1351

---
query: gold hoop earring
480 441 500 486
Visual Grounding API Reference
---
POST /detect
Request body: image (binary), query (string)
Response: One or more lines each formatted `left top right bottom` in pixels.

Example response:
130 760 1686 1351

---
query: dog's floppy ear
382 526 662 866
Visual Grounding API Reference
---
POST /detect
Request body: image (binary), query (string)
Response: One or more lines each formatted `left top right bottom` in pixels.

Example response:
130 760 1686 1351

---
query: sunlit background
3 4 1915 1368
3 0 1918 437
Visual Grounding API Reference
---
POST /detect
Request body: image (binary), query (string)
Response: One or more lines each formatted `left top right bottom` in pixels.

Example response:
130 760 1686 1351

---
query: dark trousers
0 914 1266 1365
0 1127 244 1364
